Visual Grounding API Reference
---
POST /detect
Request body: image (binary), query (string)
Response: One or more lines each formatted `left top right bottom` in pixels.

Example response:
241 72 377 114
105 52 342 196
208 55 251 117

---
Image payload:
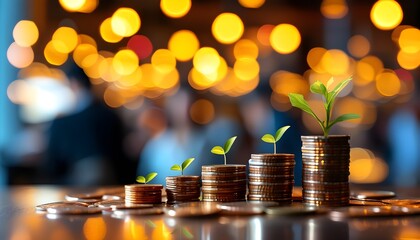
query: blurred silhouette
42 62 131 186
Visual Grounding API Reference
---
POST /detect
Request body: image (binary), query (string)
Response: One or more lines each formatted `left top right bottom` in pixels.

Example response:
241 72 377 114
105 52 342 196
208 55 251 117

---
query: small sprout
170 157 195 175
261 125 290 154
136 172 158 184
211 136 237 165
288 77 360 137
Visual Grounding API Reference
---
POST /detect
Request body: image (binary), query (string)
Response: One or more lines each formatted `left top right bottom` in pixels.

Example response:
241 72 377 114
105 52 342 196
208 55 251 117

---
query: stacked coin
165 176 201 204
248 154 295 204
125 184 163 205
301 135 350 207
201 165 247 202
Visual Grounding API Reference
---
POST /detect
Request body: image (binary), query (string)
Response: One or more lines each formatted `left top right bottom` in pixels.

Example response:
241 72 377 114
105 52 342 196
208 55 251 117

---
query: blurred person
42 61 130 186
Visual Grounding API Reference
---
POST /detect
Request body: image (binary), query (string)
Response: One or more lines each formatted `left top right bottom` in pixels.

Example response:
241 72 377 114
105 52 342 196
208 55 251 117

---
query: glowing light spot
257 24 274 46
370 0 403 30
375 69 401 97
193 47 220 75
307 47 327 73
190 99 215 125
397 49 420 70
113 49 139 76
320 49 350 75
321 0 348 19
13 20 39 47
160 0 191 18
212 13 244 44
44 41 68 66
83 217 107 240
336 97 376 127
52 27 78 53
347 35 370 58
233 39 259 60
59 0 86 12
7 42 34 68
270 24 301 54
73 43 98 68
398 27 420 53
127 35 153 60
111 8 141 37
350 148 388 184
168 30 199 61
104 86 125 108
233 58 260 81
238 0 265 8
100 18 123 43
151 49 176 74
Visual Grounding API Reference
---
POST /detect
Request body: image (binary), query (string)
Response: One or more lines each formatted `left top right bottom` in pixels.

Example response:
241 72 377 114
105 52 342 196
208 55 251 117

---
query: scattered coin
46 205 102 215
329 205 420 220
265 205 321 215
36 201 90 211
125 184 163 204
111 207 164 219
217 201 279 215
350 190 396 200
164 202 221 217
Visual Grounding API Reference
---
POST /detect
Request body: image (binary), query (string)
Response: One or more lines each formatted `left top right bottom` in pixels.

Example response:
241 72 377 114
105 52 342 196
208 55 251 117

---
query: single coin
349 199 389 206
382 199 420 206
46 205 102 215
351 190 396 200
36 201 90 211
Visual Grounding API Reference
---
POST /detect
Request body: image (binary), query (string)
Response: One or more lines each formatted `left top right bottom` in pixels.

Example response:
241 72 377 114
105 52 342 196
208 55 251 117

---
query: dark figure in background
43 62 130 185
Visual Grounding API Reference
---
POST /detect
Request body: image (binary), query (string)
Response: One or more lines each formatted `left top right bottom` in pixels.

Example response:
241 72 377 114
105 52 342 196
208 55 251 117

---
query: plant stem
224 154 226 165
274 143 276 154
182 169 184 175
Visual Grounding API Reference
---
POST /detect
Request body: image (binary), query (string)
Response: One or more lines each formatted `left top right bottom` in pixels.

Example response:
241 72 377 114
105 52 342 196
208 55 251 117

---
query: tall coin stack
301 135 350 207
201 165 247 202
125 184 163 205
165 176 201 204
248 154 295 203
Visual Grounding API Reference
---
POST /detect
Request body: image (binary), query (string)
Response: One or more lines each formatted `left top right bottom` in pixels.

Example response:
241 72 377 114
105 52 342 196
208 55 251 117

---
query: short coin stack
165 176 201 204
301 135 350 207
125 184 163 205
248 154 295 204
201 165 247 202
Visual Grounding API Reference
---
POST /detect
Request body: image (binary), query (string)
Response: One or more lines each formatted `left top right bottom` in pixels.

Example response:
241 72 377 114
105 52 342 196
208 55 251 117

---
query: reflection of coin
111 208 164 218
164 203 221 217
46 205 102 215
350 190 396 200
217 201 278 215
36 201 90 211
349 199 388 206
382 199 420 206
265 205 321 215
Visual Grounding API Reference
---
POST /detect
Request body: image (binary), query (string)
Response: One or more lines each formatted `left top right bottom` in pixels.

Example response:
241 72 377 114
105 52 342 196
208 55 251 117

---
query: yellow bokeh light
168 30 199 61
160 0 191 18
113 49 139 76
84 54 104 79
397 50 420 70
151 49 176 74
347 35 370 58
320 49 350 75
398 27 420 53
193 47 220 75
78 34 97 47
7 42 34 68
212 12 244 44
238 0 265 8
301 98 325 135
307 47 327 73
13 20 39 47
111 8 141 37
59 0 97 13
270 24 301 54
375 69 401 97
336 97 377 127
233 58 260 81
270 71 309 97
100 18 124 43
104 86 125 108
44 41 68 66
190 99 215 125
152 68 180 90
73 43 98 68
321 0 348 19
115 67 143 89
354 61 375 86
52 27 78 54
370 0 403 30
233 39 259 60
350 156 388 183
211 68 259 97
100 57 121 82
83 217 107 240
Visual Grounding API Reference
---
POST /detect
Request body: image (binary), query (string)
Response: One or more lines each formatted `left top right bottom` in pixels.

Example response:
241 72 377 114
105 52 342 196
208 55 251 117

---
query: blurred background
0 0 419 186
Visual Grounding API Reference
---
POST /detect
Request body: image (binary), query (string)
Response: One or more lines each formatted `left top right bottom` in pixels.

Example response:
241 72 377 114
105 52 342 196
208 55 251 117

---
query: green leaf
145 172 158 183
211 146 225 155
274 125 290 142
328 77 352 105
136 176 145 184
181 158 195 170
223 136 237 153
310 81 324 95
326 77 334 89
288 93 319 121
329 113 360 128
170 164 182 171
261 134 275 143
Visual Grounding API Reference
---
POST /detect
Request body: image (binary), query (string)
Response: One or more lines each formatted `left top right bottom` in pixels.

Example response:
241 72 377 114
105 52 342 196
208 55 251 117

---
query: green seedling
288 77 360 137
211 136 237 165
261 125 290 154
136 172 158 184
170 157 195 175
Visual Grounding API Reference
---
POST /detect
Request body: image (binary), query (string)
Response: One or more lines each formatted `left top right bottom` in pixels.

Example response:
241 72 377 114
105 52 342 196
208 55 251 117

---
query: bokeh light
160 0 191 18
320 49 350 75
212 13 244 44
347 35 370 58
321 0 348 19
270 71 308 111
59 0 98 13
233 58 260 81
127 35 153 60
168 30 199 62
233 39 259 60
7 42 34 68
398 27 420 53
100 18 124 43
151 49 176 74
52 27 78 54
73 43 98 68
375 69 401 97
111 8 141 37
193 47 220 75
350 148 388 183
189 99 215 124
113 49 139 76
397 49 420 70
83 217 106 240
370 0 403 30
238 0 265 8
13 20 39 47
44 41 68 66
270 24 301 54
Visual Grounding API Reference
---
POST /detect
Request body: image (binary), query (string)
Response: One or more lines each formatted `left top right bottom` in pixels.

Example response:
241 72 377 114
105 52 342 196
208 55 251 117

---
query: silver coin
46 205 102 215
351 190 396 200
35 201 90 211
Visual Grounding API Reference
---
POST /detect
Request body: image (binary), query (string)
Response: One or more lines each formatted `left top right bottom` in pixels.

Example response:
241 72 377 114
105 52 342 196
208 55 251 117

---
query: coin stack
248 154 295 204
165 176 201 204
301 135 350 207
124 184 163 205
201 165 247 202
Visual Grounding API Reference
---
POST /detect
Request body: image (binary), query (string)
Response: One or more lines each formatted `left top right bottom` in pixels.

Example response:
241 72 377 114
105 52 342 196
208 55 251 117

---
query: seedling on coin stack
166 158 200 204
288 77 360 207
124 172 163 205
247 126 295 203
136 172 158 184
211 136 237 165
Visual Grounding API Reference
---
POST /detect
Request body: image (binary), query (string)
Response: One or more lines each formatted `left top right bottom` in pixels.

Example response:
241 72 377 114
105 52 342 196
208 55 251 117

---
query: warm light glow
84 54 104 79
375 69 401 97
307 47 327 73
111 8 141 37
347 35 370 58
100 18 124 43
398 27 420 53
211 68 259 97
13 20 39 47
44 41 68 66
257 24 274 46
321 0 348 19
113 49 139 76
188 57 227 90
397 49 420 70
127 35 153 60
238 0 265 8
52 27 78 54
270 24 301 54
99 57 120 82
233 39 259 60
370 0 403 30
212 12 244 44
83 217 107 240
168 30 199 61
78 34 97 47
160 0 191 18
301 98 324 135
116 67 143 89
189 99 215 124
336 97 376 127
59 0 86 12
104 86 125 108
151 49 176 74
73 43 98 68
270 71 308 111
193 47 220 75
7 42 34 68
320 49 350 75
233 58 260 80
350 148 388 183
